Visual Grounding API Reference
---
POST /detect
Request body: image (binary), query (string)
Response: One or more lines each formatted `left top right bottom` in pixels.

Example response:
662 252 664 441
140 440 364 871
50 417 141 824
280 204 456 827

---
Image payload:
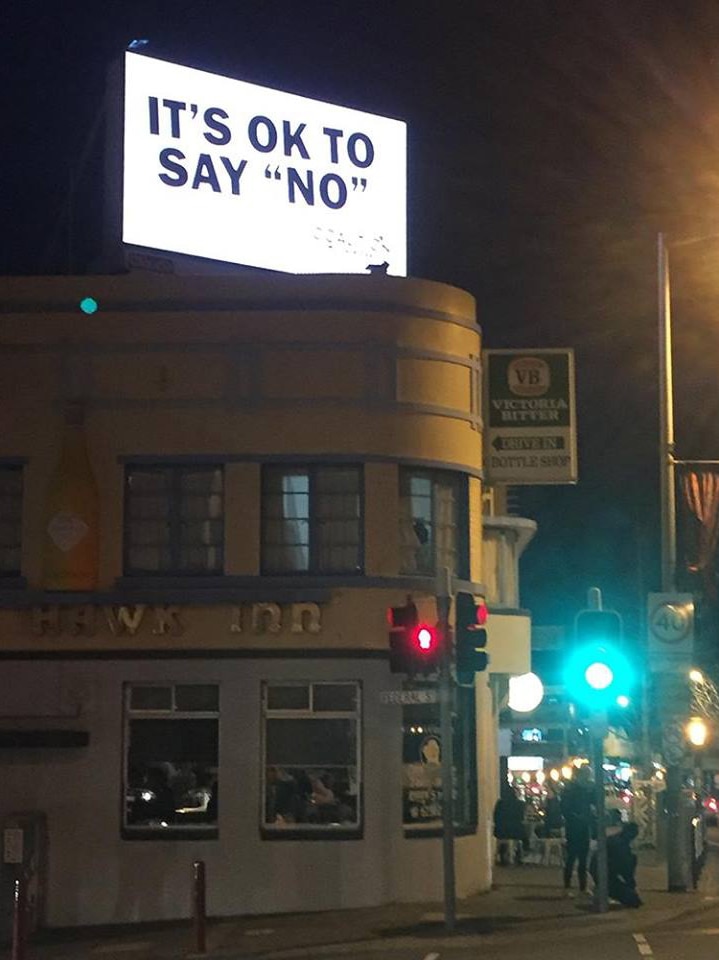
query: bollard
11 878 26 960
193 860 207 955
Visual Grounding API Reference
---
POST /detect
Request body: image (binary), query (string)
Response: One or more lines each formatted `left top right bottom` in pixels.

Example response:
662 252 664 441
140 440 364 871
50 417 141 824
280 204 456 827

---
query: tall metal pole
657 232 689 891
658 232 676 592
591 722 609 913
437 568 456 933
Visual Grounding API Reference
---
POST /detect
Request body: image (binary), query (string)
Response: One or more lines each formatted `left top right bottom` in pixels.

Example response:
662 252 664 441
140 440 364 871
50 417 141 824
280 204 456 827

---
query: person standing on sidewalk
494 783 527 865
561 766 594 896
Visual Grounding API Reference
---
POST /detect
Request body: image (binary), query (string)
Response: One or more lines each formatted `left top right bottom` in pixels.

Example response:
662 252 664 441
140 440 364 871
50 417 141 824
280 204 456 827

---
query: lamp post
657 233 689 891
657 232 719 890
658 233 676 593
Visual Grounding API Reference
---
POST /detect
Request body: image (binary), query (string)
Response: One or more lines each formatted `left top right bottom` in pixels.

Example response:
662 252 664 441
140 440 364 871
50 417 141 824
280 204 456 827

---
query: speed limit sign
647 593 694 669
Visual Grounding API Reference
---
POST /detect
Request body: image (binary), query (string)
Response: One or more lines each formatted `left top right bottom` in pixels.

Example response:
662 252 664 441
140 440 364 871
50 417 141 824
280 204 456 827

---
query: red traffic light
413 623 438 653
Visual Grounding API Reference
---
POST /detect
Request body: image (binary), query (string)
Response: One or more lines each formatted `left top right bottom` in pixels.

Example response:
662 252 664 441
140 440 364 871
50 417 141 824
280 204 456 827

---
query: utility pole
437 567 456 933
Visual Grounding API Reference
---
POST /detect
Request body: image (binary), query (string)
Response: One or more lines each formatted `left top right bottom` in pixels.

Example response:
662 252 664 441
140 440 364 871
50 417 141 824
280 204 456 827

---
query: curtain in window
263 470 310 572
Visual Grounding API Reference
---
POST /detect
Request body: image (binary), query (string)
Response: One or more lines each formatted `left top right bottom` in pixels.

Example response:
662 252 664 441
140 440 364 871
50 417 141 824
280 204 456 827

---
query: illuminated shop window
261 681 361 836
0 466 22 577
261 465 362 574
399 469 467 577
402 682 477 833
124 465 224 575
123 683 219 839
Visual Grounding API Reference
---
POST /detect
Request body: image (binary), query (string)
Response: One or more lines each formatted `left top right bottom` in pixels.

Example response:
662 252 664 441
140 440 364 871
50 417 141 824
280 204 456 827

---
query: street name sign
483 349 577 484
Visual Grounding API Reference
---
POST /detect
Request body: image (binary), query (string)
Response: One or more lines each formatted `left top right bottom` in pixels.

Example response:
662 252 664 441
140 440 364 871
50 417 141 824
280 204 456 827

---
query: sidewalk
4 847 718 960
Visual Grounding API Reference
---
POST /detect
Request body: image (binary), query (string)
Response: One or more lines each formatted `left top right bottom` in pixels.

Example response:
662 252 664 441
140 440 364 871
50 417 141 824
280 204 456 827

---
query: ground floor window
262 681 361 836
402 682 477 833
123 683 219 838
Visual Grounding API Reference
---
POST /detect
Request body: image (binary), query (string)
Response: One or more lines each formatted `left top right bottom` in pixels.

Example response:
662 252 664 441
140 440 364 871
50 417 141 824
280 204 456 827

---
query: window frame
121 682 220 841
260 464 364 576
260 680 363 840
123 463 225 577
399 468 469 579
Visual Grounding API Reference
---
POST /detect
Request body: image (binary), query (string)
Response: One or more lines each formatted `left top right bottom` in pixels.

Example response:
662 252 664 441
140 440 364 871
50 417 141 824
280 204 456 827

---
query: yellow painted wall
0 272 483 650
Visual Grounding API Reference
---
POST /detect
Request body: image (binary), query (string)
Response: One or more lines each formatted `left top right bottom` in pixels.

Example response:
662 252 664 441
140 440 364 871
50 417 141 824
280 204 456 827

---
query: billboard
483 349 578 484
122 52 407 275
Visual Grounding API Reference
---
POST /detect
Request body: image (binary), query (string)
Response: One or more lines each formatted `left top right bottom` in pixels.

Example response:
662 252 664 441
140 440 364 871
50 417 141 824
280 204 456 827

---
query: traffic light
388 600 441 675
565 608 633 712
455 591 489 684
79 297 98 315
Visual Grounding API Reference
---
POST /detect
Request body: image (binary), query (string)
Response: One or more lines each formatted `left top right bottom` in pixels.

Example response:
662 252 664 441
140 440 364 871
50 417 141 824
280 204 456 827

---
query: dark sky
6 0 719 634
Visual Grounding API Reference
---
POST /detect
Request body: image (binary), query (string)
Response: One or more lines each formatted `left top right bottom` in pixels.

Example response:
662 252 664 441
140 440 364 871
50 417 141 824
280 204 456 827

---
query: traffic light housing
388 600 441 675
455 591 489 684
565 608 633 712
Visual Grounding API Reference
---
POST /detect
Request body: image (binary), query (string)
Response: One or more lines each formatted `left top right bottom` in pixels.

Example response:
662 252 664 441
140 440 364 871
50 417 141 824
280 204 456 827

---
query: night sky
7 0 719 638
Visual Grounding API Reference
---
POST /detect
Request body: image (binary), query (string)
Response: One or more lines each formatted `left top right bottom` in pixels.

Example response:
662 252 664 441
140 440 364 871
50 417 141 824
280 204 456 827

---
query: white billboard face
122 53 407 275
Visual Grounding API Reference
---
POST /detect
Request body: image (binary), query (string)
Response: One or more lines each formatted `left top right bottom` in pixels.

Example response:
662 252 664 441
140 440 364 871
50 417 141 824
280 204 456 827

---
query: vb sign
484 349 577 484
122 52 407 275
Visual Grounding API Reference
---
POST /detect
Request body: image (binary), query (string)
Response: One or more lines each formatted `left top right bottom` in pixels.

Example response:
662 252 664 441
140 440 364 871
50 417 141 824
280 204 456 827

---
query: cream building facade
0 271 532 926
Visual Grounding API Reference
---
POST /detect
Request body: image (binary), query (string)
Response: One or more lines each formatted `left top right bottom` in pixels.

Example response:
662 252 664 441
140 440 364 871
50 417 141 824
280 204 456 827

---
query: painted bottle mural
43 403 99 590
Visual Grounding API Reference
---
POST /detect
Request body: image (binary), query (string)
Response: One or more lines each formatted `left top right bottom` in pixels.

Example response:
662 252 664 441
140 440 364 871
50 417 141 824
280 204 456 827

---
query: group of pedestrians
493 765 642 908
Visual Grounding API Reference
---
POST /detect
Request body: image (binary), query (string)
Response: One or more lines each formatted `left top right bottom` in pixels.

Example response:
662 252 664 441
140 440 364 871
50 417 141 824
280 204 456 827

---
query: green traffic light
79 297 98 315
565 642 634 711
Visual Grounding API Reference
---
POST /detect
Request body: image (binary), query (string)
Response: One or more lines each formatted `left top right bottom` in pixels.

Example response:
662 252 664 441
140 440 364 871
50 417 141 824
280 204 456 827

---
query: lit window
402 683 476 832
124 465 224 575
123 684 219 838
262 681 361 835
262 466 362 574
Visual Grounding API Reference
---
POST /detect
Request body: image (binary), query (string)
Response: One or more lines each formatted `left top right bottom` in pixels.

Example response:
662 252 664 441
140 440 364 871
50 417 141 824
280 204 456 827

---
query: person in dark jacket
493 784 526 865
560 766 594 895
591 821 642 907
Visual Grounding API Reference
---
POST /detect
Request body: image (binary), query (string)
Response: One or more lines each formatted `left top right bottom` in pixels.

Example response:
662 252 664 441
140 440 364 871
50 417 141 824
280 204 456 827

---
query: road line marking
637 945 653 956
423 953 441 960
633 934 647 943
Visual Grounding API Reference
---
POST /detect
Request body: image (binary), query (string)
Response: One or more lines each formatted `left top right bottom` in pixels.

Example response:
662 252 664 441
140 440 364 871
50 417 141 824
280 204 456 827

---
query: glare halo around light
508 672 544 712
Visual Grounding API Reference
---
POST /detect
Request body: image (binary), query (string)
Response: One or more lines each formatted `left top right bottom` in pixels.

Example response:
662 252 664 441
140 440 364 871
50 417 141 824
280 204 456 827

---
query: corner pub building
0 270 533 927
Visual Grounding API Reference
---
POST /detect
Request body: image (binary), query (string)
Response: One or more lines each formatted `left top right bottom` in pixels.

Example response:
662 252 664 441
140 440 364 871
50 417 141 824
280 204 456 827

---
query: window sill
122 826 218 841
261 826 363 841
404 823 478 840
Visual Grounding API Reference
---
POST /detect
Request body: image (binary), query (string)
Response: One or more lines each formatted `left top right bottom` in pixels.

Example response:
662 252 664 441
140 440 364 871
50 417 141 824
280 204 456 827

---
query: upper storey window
0 466 22 577
124 465 224 575
262 466 362 575
399 469 466 578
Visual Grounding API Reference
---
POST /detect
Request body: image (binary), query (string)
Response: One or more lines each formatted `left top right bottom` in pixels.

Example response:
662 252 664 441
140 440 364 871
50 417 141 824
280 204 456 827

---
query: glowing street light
686 716 709 748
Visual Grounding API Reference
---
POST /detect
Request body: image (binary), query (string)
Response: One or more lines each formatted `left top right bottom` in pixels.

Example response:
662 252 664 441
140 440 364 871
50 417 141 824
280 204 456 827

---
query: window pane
175 685 219 712
265 765 358 827
267 685 310 711
126 465 224 575
266 718 355 766
263 466 362 575
262 682 360 832
313 684 357 712
130 686 173 711
399 470 461 576
402 685 475 830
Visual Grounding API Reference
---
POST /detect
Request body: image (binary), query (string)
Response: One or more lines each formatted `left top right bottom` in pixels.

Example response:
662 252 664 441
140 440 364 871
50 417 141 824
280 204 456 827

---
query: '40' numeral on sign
651 603 691 644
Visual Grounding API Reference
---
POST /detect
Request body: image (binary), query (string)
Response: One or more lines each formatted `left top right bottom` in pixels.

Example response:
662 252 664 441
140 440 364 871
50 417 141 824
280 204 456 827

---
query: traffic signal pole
437 570 456 933
590 717 609 913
